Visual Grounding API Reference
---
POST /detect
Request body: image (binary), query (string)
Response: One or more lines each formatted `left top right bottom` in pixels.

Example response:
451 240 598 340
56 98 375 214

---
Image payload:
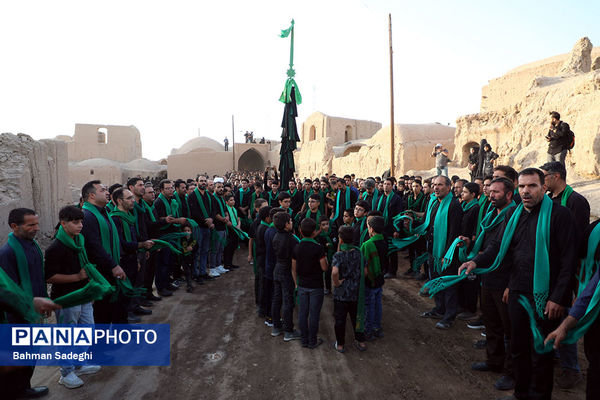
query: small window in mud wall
308 125 316 141
90 169 94 175
344 125 353 142
97 127 108 144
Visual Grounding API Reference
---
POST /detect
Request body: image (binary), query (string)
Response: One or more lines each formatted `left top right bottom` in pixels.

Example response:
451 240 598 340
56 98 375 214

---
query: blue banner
0 324 170 366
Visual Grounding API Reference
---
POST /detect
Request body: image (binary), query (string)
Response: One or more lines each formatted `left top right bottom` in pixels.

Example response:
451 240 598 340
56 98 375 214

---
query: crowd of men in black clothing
1 158 599 400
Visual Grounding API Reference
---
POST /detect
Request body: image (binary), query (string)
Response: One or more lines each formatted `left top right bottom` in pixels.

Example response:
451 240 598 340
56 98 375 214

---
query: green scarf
239 187 250 205
475 195 489 237
578 222 600 295
377 192 393 225
431 194 453 273
361 234 383 284
560 185 574 207
461 198 478 211
355 217 369 246
303 189 313 205
425 195 553 318
142 200 156 222
304 208 321 222
106 201 116 212
82 202 121 264
287 188 297 198
109 210 137 243
173 192 188 217
7 233 44 296
300 237 319 245
226 204 249 240
0 261 40 323
193 188 212 219
158 193 179 218
362 188 380 211
333 187 351 221
268 190 279 206
318 229 335 262
52 226 116 309
389 194 437 252
407 191 425 212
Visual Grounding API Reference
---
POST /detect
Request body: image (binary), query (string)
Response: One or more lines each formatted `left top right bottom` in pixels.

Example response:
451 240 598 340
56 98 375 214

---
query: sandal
333 341 346 353
354 341 367 352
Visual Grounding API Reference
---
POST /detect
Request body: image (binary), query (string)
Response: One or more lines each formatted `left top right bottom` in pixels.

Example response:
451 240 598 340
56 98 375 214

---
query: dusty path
33 250 586 399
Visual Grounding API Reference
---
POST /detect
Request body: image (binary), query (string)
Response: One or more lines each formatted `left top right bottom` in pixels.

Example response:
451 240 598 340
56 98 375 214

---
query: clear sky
1 0 598 160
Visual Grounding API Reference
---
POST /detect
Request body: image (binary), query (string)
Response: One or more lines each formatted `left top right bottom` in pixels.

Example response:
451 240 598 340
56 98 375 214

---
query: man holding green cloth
460 168 577 400
0 208 53 398
80 180 128 323
419 175 465 330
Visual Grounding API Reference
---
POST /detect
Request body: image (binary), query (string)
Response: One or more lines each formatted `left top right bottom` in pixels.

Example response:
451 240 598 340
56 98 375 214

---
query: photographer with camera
546 111 571 165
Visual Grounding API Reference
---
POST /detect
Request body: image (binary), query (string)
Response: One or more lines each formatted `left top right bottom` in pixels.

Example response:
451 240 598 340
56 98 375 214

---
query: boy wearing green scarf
46 205 101 389
352 200 370 247
361 216 387 341
316 216 335 294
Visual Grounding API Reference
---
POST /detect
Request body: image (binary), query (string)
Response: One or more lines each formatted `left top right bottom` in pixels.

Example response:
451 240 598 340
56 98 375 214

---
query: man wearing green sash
188 175 214 282
460 168 577 400
539 161 589 387
173 179 190 218
0 208 50 398
300 179 313 211
80 180 127 323
235 178 252 222
361 178 379 212
295 193 321 232
110 188 155 322
331 178 358 232
493 165 521 205
287 179 303 217
378 178 404 279
352 200 370 247
419 175 465 330
461 178 516 391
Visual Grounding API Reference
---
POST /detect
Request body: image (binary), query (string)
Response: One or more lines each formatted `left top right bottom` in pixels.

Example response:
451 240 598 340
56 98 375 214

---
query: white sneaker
209 269 221 277
75 365 101 376
217 266 229 273
59 371 84 389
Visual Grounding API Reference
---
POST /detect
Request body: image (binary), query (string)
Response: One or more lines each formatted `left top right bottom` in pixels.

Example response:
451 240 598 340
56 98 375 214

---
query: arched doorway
462 141 480 166
344 125 353 142
237 148 265 171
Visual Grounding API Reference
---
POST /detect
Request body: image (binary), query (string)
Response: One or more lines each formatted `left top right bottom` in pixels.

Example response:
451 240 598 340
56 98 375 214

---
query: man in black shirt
188 175 214 282
420 175 465 329
287 179 303 217
271 212 301 341
292 218 328 348
377 178 404 278
461 168 577 400
253 204 271 317
546 111 571 165
539 161 589 387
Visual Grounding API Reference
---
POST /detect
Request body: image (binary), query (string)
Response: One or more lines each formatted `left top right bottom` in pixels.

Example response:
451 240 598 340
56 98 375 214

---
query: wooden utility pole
231 115 236 170
388 13 395 177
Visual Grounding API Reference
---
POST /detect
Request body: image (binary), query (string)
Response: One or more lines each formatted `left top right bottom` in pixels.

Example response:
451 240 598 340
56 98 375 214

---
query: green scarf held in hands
332 188 351 221
578 222 600 295
425 195 553 319
389 194 437 253
519 286 600 354
0 262 41 323
239 188 250 206
318 230 334 262
226 204 249 240
83 202 121 264
109 210 137 243
560 185 574 207
360 234 384 285
7 233 44 297
52 226 115 309
439 201 517 271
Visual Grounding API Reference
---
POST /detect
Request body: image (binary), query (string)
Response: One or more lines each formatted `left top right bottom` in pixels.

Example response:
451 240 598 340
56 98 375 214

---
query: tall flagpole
231 115 235 171
388 13 395 177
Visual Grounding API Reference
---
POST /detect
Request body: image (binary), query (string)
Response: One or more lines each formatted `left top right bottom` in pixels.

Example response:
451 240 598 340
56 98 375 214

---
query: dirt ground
32 249 587 400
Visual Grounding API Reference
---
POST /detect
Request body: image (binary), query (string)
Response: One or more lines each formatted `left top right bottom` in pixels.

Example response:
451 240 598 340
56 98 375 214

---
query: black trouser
182 257 193 288
508 292 559 400
144 252 157 294
324 264 332 292
458 276 479 314
94 292 128 324
1 366 34 399
431 256 458 324
255 258 265 308
272 269 295 332
223 232 238 267
481 286 512 373
333 299 366 346
408 238 426 272
388 252 398 275
121 257 138 313
584 315 600 400
132 252 146 307
261 277 273 319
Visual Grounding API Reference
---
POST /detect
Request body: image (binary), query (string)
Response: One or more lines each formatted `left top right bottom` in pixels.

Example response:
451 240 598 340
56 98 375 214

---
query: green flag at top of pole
279 19 302 105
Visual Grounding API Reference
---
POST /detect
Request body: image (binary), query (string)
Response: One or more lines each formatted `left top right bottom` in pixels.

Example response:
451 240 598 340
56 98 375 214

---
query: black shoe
420 310 443 319
474 339 487 349
146 293 162 301
157 289 173 297
374 329 384 338
167 284 180 291
228 264 240 269
495 395 517 400
193 276 205 284
186 286 194 293
471 361 502 372
140 299 154 307
494 375 515 391
383 273 396 279
203 275 216 281
127 312 141 323
16 386 49 398
133 306 152 316
435 321 453 330
467 318 485 330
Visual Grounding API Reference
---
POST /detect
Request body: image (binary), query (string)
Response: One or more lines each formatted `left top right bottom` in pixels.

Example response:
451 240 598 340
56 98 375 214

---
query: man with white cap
431 144 450 177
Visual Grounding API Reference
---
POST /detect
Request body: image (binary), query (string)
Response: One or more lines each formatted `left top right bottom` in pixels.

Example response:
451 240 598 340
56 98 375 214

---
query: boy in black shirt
292 218 327 348
46 205 100 388
248 198 268 312
271 212 301 341
180 222 198 293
